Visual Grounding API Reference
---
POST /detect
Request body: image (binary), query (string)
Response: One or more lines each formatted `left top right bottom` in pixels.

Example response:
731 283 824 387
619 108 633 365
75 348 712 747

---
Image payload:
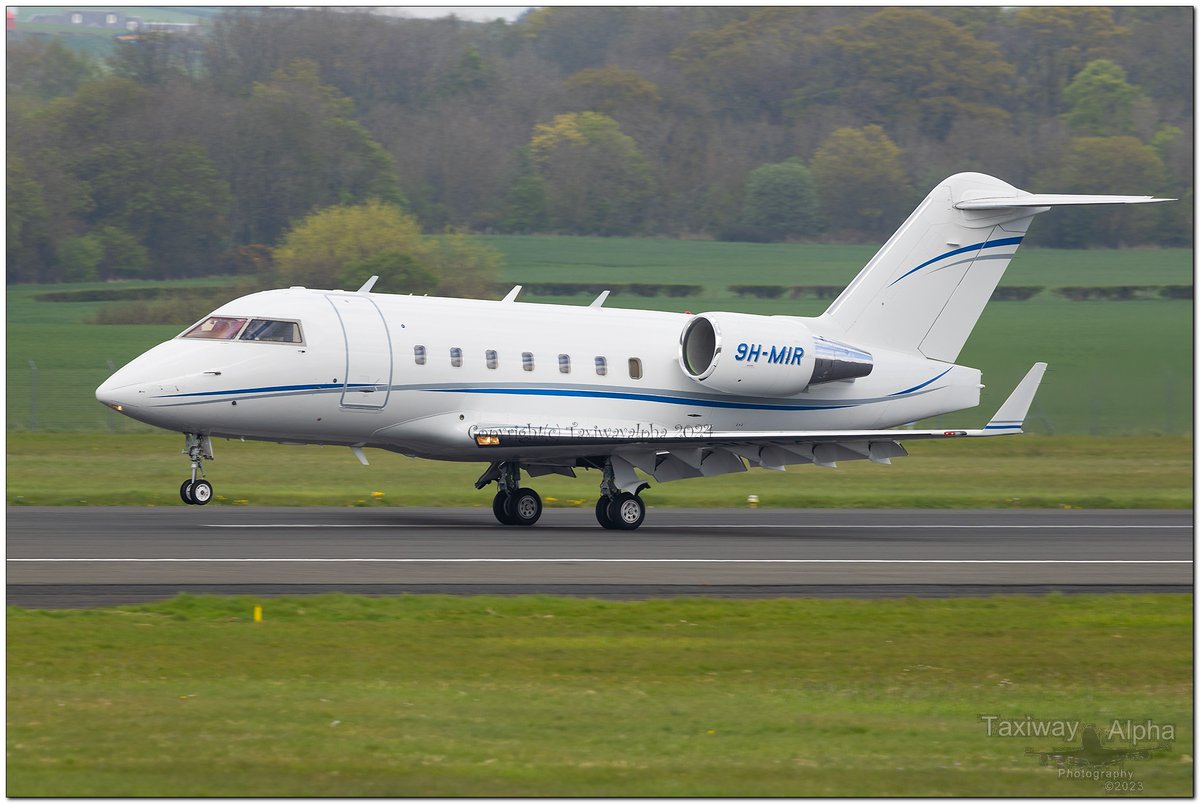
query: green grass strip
6 432 1192 508
7 593 1193 797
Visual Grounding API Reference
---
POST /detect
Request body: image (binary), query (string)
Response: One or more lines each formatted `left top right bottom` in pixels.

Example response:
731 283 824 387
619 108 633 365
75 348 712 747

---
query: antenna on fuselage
501 285 522 302
589 290 610 308
356 275 379 293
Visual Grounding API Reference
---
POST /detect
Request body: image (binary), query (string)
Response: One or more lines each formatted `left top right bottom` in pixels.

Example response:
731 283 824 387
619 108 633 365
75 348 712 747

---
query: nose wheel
180 479 213 505
179 433 215 506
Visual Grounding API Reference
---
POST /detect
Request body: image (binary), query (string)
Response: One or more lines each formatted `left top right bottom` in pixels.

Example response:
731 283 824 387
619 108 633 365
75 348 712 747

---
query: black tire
506 488 542 526
595 496 617 529
492 491 515 525
607 492 645 530
180 480 195 505
190 479 213 505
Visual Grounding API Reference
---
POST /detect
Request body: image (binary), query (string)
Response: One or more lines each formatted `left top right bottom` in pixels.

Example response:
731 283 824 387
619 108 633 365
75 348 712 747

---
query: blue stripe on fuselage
151 371 957 413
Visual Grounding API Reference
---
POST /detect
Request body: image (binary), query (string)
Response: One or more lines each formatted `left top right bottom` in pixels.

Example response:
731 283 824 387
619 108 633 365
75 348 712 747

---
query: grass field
6 432 1191 508
6 240 1192 435
7 593 1192 797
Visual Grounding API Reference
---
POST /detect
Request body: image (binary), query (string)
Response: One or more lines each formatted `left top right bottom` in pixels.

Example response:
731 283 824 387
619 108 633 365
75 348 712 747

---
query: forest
6 6 1194 284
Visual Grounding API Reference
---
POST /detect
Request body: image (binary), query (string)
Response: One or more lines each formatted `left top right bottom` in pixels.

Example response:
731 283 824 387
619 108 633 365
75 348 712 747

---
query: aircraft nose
96 359 152 412
96 374 133 412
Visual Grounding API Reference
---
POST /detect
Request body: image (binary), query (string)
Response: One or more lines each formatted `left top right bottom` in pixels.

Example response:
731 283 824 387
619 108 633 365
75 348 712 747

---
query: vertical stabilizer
821 173 1034 362
820 173 1169 362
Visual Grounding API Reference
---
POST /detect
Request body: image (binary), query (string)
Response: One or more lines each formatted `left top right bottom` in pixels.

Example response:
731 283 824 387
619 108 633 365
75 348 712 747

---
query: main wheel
595 496 617 529
505 488 542 527
492 491 515 525
180 480 195 505
190 479 213 505
607 492 645 530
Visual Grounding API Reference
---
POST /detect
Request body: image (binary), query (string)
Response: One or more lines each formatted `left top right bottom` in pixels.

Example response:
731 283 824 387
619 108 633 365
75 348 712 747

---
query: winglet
981 362 1047 434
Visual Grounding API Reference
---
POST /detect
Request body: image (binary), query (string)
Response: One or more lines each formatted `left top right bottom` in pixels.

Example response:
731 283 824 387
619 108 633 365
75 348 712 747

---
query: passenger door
326 295 392 409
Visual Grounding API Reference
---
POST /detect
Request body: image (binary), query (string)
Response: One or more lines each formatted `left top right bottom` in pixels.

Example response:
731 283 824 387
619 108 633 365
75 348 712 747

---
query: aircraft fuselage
97 287 981 462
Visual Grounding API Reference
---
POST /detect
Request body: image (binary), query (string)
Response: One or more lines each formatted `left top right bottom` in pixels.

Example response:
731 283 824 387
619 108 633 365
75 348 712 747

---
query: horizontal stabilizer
981 362 1047 435
956 194 1171 209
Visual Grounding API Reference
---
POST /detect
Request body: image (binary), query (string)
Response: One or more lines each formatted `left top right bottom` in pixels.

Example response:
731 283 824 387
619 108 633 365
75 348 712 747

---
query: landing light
110 404 124 412
475 435 501 446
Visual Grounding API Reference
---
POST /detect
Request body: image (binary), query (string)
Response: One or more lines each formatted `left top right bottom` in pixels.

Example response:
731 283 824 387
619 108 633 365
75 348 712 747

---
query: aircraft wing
473 363 1047 490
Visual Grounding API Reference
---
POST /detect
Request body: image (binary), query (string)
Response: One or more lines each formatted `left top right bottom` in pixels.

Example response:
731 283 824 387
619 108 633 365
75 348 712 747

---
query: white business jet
96 173 1167 529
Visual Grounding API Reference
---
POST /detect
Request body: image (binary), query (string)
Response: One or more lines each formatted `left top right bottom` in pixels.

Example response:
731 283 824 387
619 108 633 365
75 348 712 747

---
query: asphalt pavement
6 506 1192 607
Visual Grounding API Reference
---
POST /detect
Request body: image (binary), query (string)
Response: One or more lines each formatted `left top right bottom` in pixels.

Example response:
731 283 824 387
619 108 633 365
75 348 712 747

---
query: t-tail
819 172 1170 362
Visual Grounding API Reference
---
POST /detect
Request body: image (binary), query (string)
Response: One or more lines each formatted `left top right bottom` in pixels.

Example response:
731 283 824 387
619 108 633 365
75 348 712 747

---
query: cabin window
558 354 571 374
628 357 643 380
182 316 247 340
594 356 607 376
240 319 302 344
414 345 427 365
522 352 534 372
450 347 463 367
486 350 498 369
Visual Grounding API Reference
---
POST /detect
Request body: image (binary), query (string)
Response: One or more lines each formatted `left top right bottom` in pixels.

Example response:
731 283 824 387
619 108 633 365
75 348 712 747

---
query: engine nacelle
678 312 872 396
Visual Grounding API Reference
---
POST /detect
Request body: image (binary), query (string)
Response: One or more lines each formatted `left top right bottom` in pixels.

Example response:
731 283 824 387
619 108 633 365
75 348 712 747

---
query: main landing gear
595 491 646 530
484 462 543 526
477 459 648 530
179 433 214 506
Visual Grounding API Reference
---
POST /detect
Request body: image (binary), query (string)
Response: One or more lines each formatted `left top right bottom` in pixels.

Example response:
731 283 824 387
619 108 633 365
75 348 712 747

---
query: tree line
7 6 1193 285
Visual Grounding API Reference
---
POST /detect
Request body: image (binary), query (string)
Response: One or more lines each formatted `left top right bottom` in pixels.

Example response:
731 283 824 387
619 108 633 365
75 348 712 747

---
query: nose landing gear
179 433 214 506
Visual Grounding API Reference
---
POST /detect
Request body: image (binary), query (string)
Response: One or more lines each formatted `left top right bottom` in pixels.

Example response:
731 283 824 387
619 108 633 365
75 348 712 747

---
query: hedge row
89 287 251 326
1054 285 1193 301
35 286 242 303
731 285 846 299
504 283 704 298
42 282 1194 311
731 285 1192 302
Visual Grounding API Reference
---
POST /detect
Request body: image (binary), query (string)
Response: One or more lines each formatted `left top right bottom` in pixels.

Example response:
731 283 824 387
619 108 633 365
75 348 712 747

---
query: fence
9 360 160 433
6 360 1192 436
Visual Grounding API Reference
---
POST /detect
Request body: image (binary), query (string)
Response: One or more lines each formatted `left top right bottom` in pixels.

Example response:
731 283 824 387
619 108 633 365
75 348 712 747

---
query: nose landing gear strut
179 433 214 505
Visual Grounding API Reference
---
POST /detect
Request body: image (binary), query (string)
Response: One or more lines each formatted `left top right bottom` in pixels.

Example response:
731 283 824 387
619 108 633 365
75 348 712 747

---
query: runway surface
7 506 1193 607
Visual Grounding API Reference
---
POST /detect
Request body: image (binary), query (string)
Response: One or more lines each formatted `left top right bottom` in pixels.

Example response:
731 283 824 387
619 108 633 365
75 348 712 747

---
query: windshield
182 316 248 340
241 319 302 343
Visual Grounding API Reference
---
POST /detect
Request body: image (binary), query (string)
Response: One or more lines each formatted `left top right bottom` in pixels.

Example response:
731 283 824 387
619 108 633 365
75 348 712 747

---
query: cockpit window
240 319 302 343
182 316 248 340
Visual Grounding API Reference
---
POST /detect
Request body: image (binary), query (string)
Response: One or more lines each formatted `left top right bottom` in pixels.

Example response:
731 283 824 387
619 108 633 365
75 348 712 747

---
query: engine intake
679 312 872 396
